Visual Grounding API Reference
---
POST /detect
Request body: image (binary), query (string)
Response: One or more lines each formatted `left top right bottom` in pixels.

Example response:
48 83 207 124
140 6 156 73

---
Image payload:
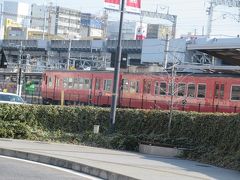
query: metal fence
42 91 240 113
0 79 42 104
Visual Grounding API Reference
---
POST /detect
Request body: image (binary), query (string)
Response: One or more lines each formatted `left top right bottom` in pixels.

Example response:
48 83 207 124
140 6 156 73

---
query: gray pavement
0 156 99 180
0 139 239 180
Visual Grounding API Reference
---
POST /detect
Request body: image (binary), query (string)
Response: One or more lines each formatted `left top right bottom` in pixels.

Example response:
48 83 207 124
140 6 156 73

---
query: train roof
44 69 240 78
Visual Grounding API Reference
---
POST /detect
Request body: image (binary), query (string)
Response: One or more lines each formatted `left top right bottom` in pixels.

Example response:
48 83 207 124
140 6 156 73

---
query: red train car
41 70 240 113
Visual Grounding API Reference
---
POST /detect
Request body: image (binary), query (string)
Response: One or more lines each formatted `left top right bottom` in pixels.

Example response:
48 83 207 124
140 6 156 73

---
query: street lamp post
110 0 125 132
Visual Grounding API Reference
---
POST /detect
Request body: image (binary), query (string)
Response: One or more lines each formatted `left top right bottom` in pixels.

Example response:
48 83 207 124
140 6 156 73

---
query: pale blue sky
4 0 240 37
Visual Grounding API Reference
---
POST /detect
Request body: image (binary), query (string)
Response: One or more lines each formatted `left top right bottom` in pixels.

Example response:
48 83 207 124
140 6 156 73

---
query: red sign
126 0 141 13
104 0 120 4
104 0 120 10
136 34 145 40
127 0 141 8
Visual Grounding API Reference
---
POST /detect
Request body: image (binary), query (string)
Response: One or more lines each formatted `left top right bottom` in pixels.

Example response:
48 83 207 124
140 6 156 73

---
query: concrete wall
141 39 165 64
141 38 188 65
139 144 183 157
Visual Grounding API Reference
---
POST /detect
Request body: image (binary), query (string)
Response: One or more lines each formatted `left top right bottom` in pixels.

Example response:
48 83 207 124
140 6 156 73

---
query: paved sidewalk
0 139 239 180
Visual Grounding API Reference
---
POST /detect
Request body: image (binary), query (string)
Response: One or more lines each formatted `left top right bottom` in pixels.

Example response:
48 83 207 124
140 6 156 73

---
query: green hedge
0 104 239 170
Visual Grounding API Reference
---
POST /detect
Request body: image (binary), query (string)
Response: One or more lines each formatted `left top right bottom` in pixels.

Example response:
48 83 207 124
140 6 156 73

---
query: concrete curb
0 148 137 180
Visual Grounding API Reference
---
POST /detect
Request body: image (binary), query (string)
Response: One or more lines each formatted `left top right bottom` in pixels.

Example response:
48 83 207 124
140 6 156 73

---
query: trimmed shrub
0 120 31 139
0 104 239 170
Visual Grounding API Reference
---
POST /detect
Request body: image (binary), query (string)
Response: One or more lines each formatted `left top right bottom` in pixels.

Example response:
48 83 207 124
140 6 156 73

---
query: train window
187 84 195 97
68 78 73 89
144 81 151 94
136 81 139 93
178 83 186 96
79 78 84 89
160 82 167 95
197 84 206 98
83 79 91 90
231 86 240 100
73 78 78 89
104 80 112 92
45 76 48 85
122 79 129 92
168 83 177 96
48 77 53 87
63 78 68 88
130 81 137 93
154 82 159 95
215 84 219 98
56 78 60 87
95 79 100 90
220 84 224 99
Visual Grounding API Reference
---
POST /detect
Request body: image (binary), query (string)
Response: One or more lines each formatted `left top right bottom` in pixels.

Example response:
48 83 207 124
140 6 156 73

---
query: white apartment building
30 4 103 39
31 4 82 38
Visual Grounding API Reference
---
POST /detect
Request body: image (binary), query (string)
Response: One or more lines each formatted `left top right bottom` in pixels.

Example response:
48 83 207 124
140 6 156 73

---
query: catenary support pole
67 39 72 70
168 65 176 138
110 0 125 132
163 34 169 69
16 41 23 96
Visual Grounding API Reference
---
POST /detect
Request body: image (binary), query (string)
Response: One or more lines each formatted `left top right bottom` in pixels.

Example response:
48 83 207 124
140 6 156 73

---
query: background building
3 1 31 27
30 4 51 34
107 21 140 40
4 18 24 39
30 4 104 40
147 24 172 39
107 21 172 40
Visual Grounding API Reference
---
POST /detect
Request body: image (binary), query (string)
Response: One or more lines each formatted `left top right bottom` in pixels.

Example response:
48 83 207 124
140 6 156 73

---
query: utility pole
102 10 108 39
202 26 205 36
163 34 169 69
16 41 23 96
0 3 4 40
67 39 72 70
48 2 53 40
207 1 214 37
42 3 47 40
238 7 240 22
110 0 125 132
168 64 176 138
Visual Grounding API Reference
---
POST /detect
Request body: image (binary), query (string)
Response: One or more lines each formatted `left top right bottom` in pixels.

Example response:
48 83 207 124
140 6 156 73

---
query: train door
142 79 152 109
53 75 61 103
213 81 225 111
93 77 101 105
